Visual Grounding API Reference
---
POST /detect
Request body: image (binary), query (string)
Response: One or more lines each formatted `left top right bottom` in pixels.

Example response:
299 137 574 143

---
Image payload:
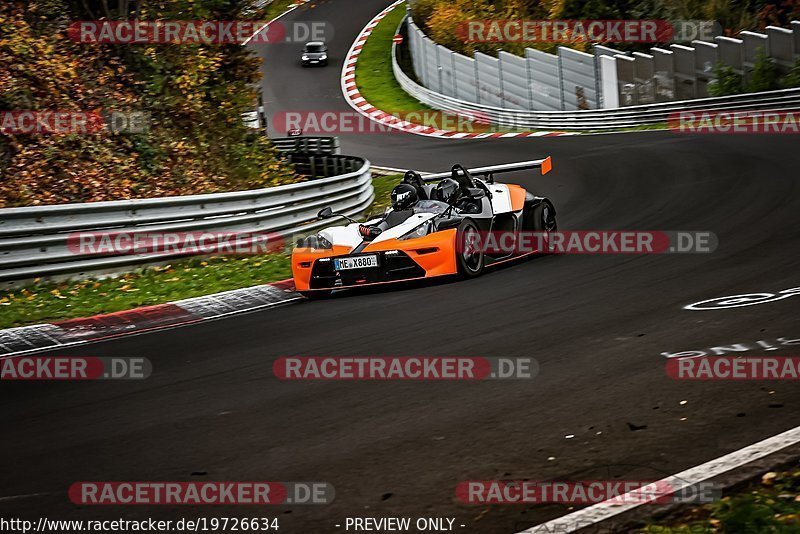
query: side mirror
466 187 486 199
317 207 333 219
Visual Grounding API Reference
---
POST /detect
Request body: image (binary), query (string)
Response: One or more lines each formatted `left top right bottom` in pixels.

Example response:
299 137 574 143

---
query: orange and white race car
291 159 555 297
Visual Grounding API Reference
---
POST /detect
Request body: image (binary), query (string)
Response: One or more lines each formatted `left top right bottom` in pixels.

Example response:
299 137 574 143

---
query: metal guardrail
392 19 800 131
0 153 373 285
272 136 340 155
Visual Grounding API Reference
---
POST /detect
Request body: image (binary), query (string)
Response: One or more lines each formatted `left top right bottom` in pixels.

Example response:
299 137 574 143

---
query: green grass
0 255 292 330
261 0 304 19
368 173 399 214
642 468 800 533
0 174 400 330
355 3 433 114
355 5 517 134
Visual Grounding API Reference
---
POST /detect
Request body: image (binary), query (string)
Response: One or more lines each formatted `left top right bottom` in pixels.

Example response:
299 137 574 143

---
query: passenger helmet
435 178 460 204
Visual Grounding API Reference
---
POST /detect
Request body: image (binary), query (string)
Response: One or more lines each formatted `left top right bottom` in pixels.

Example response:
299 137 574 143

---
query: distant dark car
301 41 328 67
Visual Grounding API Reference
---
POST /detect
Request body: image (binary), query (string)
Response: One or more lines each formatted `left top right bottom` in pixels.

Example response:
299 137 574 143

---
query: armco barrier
393 21 800 131
0 153 372 285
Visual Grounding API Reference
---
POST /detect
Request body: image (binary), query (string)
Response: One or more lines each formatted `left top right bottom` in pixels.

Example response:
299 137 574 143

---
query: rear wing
420 157 552 183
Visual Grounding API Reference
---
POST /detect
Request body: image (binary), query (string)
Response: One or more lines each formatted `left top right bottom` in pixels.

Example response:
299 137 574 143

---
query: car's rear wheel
456 220 484 278
530 202 557 252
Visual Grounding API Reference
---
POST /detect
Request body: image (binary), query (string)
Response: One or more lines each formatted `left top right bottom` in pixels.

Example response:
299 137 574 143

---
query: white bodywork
487 183 514 214
318 224 363 249
317 213 437 249
373 213 436 242
315 182 517 249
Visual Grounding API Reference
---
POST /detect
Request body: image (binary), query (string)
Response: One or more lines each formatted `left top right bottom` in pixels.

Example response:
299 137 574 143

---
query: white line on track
0 492 49 502
517 424 800 533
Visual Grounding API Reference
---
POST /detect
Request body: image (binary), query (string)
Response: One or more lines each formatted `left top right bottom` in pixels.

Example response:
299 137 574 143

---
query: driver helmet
390 183 418 210
435 178 460 204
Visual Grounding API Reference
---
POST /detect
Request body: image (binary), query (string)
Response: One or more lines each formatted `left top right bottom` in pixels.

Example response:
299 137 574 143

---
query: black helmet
391 183 418 210
435 178 460 204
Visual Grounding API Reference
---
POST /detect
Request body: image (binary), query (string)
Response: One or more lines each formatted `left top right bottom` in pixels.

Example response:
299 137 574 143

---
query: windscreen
412 199 449 214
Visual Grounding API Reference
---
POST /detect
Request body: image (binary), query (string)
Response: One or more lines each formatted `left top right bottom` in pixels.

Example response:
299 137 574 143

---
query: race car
292 158 556 297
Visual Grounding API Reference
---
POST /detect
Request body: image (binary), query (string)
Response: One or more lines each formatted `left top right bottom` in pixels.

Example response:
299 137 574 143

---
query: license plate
334 255 379 271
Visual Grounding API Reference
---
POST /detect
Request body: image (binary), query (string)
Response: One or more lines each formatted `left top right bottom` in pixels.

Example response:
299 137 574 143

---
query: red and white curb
340 1 574 139
0 280 300 358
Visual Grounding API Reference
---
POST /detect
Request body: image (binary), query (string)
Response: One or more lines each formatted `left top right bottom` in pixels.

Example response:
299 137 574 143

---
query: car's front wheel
456 220 484 278
530 201 557 252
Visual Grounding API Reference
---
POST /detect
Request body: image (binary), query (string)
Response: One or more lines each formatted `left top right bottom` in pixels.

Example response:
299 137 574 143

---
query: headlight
302 55 309 60
297 234 332 249
399 221 432 240
320 54 327 60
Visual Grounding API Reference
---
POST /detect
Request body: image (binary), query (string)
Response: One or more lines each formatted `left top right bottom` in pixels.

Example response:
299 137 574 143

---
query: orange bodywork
363 228 458 276
506 184 527 211
541 155 552 175
291 245 351 291
291 229 458 291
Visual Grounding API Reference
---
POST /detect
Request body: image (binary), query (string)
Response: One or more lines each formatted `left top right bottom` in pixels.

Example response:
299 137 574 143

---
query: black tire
456 219 485 278
300 290 332 299
530 202 557 253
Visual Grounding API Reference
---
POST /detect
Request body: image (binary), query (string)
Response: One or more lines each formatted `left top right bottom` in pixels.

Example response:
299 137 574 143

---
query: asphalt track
2 1 800 532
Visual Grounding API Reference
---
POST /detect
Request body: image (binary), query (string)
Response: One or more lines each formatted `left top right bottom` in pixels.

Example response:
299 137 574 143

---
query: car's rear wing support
420 157 552 183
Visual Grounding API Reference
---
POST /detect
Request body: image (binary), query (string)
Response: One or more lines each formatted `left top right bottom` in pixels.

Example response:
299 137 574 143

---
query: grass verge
258 0 308 20
643 467 800 533
355 2 434 115
354 3 527 134
0 174 399 330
